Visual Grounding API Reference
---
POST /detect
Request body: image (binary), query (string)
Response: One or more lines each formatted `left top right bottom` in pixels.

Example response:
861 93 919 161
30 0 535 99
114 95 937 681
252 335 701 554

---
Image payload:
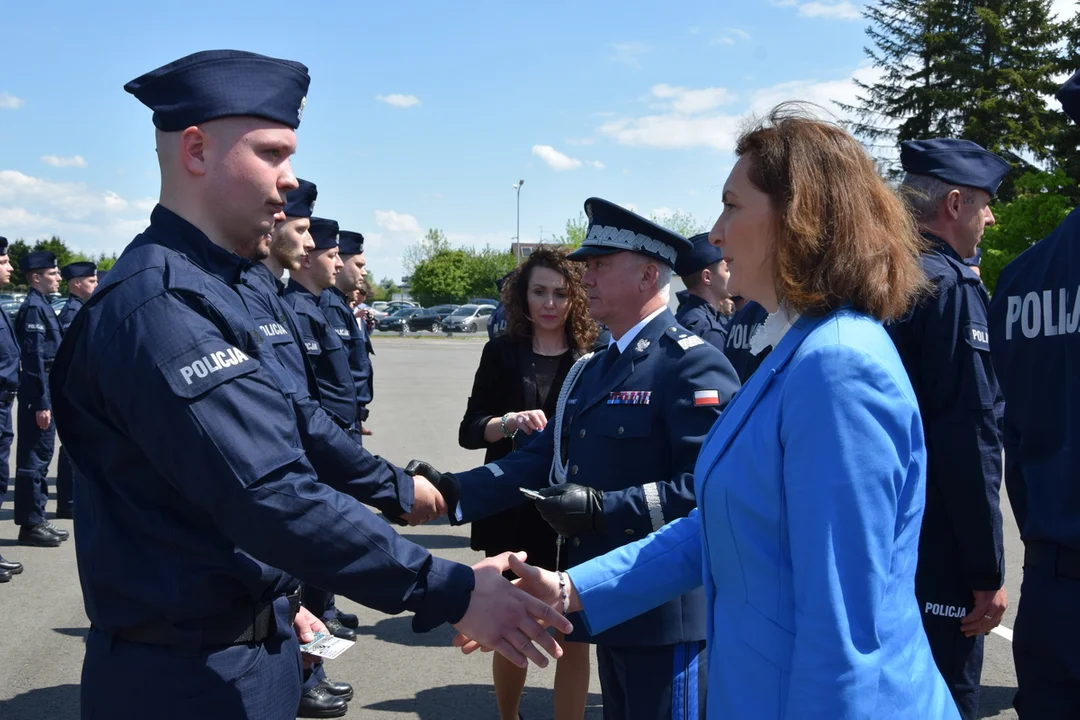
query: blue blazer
569 308 959 719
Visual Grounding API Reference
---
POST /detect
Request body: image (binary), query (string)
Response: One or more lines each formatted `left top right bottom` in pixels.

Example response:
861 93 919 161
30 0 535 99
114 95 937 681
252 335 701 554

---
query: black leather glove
404 460 462 523
534 483 605 537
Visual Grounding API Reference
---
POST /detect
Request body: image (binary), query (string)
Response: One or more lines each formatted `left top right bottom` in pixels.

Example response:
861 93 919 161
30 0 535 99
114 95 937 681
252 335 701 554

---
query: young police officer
52 50 570 720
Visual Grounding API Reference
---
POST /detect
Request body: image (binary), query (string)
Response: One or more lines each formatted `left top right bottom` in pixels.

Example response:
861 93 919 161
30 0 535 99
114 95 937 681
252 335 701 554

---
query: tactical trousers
15 401 55 526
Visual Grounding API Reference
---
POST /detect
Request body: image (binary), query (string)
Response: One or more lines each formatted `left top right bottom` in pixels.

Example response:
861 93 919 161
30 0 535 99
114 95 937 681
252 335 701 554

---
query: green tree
465 247 517 300
551 212 588 248
650 210 708 237
403 228 450 274
980 169 1075 291
409 249 472 305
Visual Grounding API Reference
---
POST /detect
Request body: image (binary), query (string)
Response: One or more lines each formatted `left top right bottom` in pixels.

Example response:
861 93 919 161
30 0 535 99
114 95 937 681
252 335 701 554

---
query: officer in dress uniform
721 299 769 383
52 50 569 720
14 251 67 548
281 217 360 646
674 232 733 351
887 138 1010 720
238 181 445 718
0 237 24 582
54 261 97 520
988 71 1080 719
410 199 741 719
320 230 375 439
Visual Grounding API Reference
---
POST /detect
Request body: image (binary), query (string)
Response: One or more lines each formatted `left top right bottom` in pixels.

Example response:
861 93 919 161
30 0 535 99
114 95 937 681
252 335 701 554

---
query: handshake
403 460 606 538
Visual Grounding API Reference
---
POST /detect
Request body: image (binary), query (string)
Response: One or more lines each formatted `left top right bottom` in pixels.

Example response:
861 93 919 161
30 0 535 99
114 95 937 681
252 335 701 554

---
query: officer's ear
178 126 209 177
700 267 712 287
944 188 964 222
639 261 659 292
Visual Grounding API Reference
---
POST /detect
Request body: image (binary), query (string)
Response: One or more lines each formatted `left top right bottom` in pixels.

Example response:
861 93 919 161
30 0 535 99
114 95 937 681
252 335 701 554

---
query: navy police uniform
54 261 96 519
486 271 514 341
319 230 374 433
450 199 741 719
988 72 1080 719
0 238 20 561
14 254 63 534
888 138 1009 720
722 300 769 383
674 233 731 351
54 51 475 720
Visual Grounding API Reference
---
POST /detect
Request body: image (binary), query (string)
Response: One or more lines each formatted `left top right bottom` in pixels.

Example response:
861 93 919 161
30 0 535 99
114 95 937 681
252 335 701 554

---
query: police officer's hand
509 409 548 435
402 475 447 526
962 587 1008 637
451 551 573 669
293 605 328 670
405 460 461 519
534 484 605 537
35 409 50 431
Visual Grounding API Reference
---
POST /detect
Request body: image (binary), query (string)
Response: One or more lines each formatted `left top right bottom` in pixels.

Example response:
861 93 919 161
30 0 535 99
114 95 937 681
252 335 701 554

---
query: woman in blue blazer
463 106 962 719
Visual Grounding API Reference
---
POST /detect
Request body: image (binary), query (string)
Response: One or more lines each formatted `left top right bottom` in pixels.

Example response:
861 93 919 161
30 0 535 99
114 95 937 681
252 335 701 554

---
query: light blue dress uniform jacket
569 309 960 719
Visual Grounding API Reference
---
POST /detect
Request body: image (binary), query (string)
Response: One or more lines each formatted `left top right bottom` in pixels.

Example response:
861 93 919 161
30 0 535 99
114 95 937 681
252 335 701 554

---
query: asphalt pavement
0 336 1020 719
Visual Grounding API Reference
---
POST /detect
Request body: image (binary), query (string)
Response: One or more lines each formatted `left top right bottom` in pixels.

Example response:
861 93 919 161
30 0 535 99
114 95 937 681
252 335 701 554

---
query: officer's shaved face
34 267 61 294
335 253 367 293
301 246 342 291
270 217 313 271
0 256 11 286
582 251 654 326
70 275 98 301
172 117 299 256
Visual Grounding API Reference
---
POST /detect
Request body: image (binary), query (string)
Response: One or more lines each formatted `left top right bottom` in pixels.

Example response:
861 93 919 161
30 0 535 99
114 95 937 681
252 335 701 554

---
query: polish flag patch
693 390 720 406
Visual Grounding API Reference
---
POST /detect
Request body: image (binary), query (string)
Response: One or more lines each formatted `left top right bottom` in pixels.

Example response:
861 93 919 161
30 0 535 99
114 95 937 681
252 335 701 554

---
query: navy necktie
600 345 621 375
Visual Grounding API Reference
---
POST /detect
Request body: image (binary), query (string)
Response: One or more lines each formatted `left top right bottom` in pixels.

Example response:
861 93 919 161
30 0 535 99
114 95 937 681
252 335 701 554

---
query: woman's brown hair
735 104 927 321
502 246 598 352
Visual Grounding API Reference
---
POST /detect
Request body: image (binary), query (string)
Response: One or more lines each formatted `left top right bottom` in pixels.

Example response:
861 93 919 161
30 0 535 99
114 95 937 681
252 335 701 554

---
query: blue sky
1 0 1075 282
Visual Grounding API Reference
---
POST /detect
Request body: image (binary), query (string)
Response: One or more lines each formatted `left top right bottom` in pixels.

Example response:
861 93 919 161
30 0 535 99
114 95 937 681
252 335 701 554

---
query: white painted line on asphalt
992 625 1013 642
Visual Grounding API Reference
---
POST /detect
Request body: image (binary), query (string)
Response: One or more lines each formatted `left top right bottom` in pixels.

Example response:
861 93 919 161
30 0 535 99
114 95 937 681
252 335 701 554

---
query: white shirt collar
609 306 666 354
750 303 800 356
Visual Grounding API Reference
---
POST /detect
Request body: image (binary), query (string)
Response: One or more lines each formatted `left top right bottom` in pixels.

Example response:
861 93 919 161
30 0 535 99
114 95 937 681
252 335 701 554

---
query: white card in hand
300 632 355 660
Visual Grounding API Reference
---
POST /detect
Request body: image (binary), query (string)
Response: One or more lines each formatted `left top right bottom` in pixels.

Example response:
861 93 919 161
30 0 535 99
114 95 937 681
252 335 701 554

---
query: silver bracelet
500 412 517 439
557 571 569 615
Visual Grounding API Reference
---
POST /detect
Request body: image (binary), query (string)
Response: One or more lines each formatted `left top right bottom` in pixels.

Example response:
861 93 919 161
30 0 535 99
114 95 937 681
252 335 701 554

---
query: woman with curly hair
458 245 598 720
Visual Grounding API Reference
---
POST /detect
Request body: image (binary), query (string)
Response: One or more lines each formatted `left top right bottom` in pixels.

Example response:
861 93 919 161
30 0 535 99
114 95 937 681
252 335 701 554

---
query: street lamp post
512 179 524 261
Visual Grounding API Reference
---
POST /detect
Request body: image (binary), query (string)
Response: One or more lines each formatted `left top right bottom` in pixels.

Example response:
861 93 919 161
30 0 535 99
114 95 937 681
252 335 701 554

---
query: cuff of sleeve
410 556 475 633
395 468 415 517
565 566 599 636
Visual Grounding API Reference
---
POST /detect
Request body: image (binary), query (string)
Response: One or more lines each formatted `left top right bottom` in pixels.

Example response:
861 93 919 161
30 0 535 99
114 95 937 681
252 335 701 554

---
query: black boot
18 524 61 547
318 677 354 702
43 521 69 541
324 617 356 641
297 684 347 718
0 555 24 574
335 611 359 629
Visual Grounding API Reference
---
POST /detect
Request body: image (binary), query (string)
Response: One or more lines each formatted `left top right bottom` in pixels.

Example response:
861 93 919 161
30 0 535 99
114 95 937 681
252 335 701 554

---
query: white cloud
712 28 752 45
0 93 24 110
1051 0 1079 19
599 64 883 151
375 94 421 109
532 145 582 171
773 0 862 20
610 42 651 69
374 209 422 233
651 84 737 114
41 154 88 168
0 169 153 254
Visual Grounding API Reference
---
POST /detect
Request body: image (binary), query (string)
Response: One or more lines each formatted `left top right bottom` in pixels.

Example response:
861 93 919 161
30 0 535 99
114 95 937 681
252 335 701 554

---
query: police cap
338 231 364 256
1058 69 1080 126
675 232 724 277
568 198 692 269
19 251 57 274
61 261 97 281
124 50 311 132
0 236 7 256
283 179 317 219
900 138 1010 197
309 217 339 250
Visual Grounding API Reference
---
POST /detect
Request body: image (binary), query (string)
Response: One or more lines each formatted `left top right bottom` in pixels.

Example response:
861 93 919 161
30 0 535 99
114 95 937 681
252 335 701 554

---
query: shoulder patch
159 339 261 399
963 322 990 351
24 320 46 334
678 335 704 351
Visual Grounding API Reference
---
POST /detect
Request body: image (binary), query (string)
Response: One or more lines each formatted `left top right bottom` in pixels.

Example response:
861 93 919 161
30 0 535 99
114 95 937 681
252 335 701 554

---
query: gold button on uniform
624 528 635 536
571 465 579 475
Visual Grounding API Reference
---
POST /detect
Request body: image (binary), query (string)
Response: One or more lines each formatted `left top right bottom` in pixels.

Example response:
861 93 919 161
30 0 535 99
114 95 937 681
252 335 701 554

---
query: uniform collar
26 287 45 301
145 204 251 285
922 232 967 264
609 305 666 354
286 277 317 299
678 292 716 314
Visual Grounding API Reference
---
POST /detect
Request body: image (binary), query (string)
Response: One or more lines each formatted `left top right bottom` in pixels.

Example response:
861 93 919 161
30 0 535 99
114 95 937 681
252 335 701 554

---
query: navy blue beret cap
283 178 318 219
308 217 339 250
338 231 364 256
568 198 692 269
61 261 97 280
900 138 1010 196
124 50 311 131
1057 70 1080 125
19 251 57 273
0 237 7 256
675 232 724 277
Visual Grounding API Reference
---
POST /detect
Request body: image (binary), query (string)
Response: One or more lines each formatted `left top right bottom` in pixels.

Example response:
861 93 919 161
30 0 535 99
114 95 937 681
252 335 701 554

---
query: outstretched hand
401 475 447 526
451 552 573 669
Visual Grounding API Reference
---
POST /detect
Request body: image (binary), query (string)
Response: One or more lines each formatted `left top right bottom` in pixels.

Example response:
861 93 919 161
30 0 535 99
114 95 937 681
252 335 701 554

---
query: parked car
428 304 460 320
384 301 419 315
468 297 499 307
2 300 21 320
406 308 445 332
444 304 495 333
0 293 14 303
376 308 421 332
